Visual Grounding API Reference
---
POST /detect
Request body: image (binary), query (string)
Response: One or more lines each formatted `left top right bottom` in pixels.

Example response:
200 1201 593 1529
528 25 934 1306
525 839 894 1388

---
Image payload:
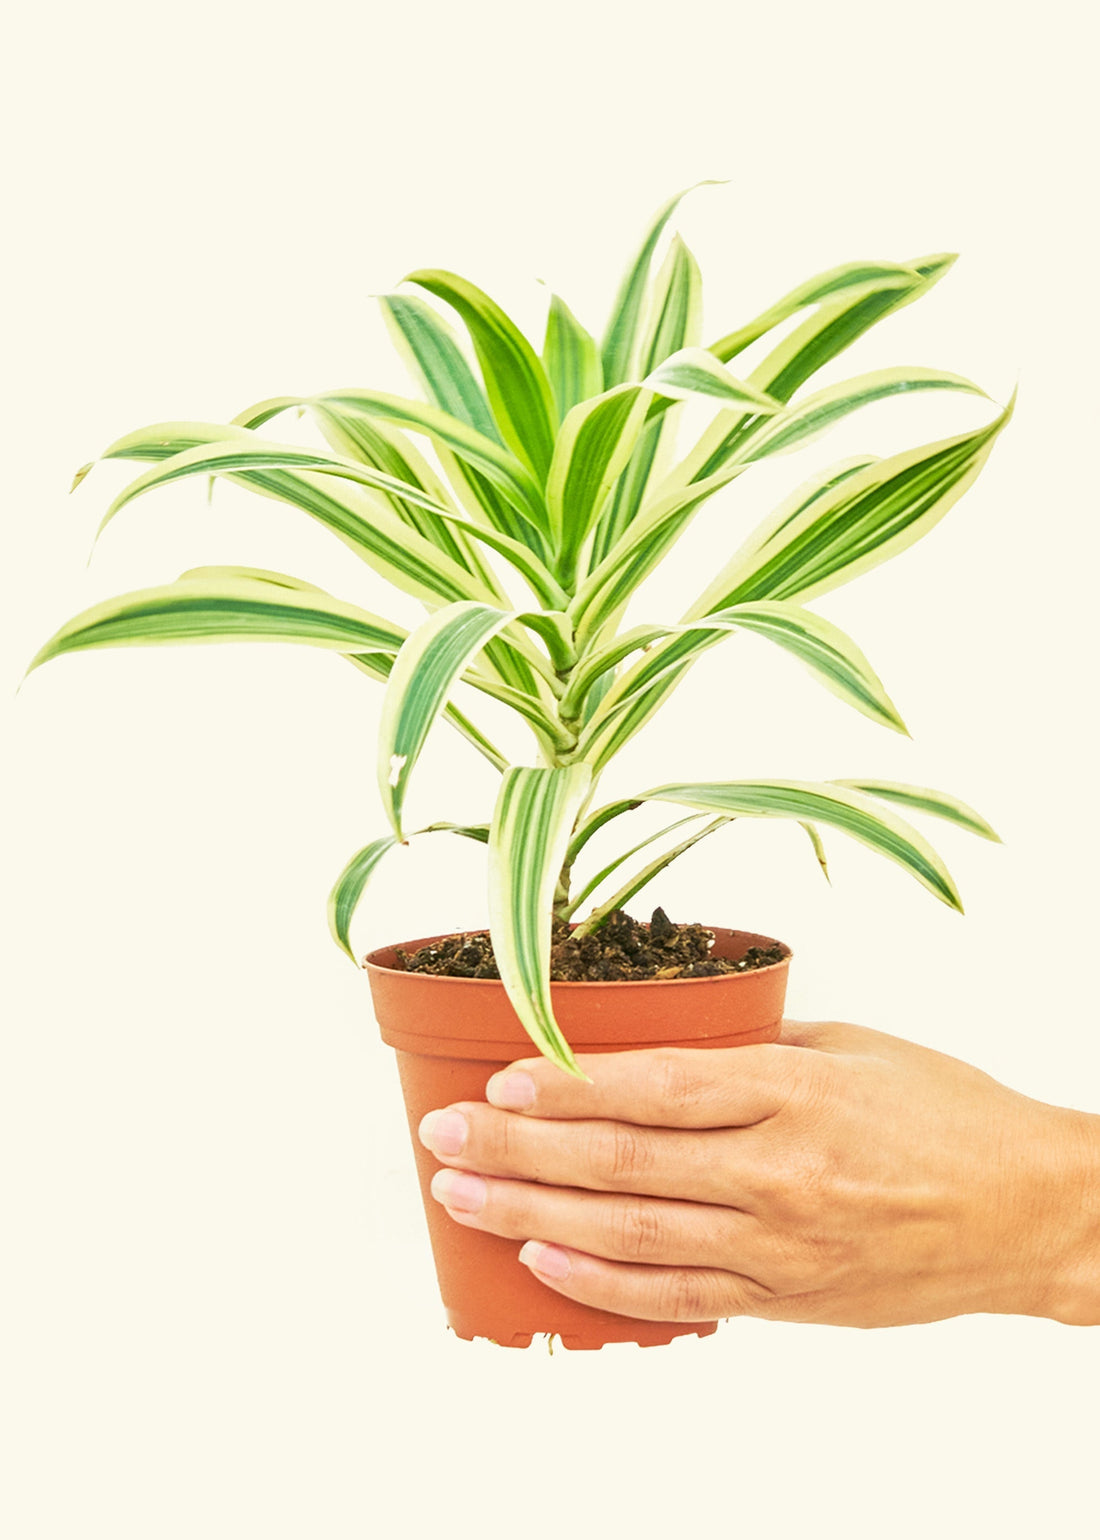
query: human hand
417 1022 1100 1328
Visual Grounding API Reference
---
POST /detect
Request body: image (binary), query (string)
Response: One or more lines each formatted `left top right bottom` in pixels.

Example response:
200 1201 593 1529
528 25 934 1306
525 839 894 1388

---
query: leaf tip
70 460 95 494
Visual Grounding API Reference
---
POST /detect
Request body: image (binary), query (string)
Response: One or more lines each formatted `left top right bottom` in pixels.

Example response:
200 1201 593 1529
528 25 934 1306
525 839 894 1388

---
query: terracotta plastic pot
366 926 791 1350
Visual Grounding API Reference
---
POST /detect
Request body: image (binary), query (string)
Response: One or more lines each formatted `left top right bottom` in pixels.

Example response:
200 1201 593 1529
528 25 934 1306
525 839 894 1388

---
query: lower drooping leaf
638 779 963 909
575 599 908 757
831 780 1001 841
488 764 592 1074
328 823 490 962
570 816 730 936
328 836 402 960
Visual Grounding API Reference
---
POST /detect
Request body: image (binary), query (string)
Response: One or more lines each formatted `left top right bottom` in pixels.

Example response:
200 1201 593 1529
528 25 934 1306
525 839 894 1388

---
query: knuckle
609 1199 664 1262
587 1122 651 1188
656 1269 717 1322
651 1051 698 1119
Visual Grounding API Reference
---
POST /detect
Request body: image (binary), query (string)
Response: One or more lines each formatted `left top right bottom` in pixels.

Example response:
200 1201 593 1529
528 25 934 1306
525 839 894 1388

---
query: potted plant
27 184 1008 1349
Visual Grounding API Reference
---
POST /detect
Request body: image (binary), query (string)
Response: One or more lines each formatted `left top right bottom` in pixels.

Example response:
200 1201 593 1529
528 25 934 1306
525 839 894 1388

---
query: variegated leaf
172 565 506 770
378 602 523 837
601 180 723 387
306 402 501 592
576 599 908 751
308 388 548 534
683 254 959 484
328 822 491 962
832 780 1001 841
328 836 401 961
546 384 651 584
559 814 704 921
735 367 989 464
708 259 925 364
644 347 784 413
405 270 558 482
570 463 743 647
26 576 408 675
570 816 729 935
95 432 509 612
640 779 962 908
542 292 603 421
488 764 592 1073
638 235 704 377
588 236 702 568
684 399 1013 617
378 291 502 441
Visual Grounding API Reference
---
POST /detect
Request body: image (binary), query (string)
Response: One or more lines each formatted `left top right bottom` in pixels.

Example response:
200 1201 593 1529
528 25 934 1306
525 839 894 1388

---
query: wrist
1030 1106 1100 1325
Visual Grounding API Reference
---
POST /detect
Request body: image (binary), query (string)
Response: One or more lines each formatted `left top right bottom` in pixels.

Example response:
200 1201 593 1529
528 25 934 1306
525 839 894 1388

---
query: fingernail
519 1241 572 1281
486 1071 536 1111
431 1168 486 1214
417 1109 468 1156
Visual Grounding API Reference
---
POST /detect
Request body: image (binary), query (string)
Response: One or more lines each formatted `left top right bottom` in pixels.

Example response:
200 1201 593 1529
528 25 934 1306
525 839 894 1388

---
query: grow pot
366 926 790 1350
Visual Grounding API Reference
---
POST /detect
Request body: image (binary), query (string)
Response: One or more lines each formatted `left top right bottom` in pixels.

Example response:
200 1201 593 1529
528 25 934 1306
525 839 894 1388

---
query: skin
417 1021 1100 1328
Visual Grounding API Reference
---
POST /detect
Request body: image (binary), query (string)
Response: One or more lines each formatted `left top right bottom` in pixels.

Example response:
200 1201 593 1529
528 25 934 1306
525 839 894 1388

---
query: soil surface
396 908 786 983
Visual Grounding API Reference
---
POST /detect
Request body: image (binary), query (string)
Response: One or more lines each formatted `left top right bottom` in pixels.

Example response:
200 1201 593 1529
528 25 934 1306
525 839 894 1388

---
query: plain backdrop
3 2 1098 1536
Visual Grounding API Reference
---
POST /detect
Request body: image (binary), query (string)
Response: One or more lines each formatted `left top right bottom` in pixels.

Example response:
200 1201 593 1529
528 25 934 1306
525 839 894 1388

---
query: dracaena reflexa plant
29 184 1010 1075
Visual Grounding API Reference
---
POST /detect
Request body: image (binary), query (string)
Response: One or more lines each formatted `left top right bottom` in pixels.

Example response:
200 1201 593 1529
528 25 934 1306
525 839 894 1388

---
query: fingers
429 1167 761 1270
418 1104 754 1205
516 1242 766 1323
484 1043 803 1130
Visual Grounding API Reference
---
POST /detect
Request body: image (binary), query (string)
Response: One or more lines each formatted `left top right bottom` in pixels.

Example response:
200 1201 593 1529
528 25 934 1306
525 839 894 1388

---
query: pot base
446 1311 720 1350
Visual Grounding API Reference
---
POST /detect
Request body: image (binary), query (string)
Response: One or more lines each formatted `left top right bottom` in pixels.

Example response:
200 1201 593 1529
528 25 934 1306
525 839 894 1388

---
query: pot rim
363 925 792 988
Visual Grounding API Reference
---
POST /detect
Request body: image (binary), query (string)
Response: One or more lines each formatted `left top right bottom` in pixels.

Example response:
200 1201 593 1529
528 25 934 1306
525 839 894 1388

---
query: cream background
3 2 1098 1535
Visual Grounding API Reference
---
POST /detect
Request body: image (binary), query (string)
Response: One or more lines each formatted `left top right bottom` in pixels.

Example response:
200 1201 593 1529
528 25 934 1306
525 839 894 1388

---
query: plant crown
30 185 1010 1073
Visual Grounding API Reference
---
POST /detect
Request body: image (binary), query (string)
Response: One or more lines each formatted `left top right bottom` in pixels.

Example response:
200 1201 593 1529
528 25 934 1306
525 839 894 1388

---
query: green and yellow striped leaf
601 180 723 387
543 293 603 421
638 235 704 376
377 292 548 555
571 816 730 936
684 398 1013 617
26 575 409 676
94 431 513 612
328 836 402 961
755 254 958 406
708 259 926 364
306 403 501 592
328 822 492 962
378 602 522 838
644 347 784 413
831 780 1001 841
546 384 651 584
576 599 908 750
588 237 703 568
570 463 743 647
97 419 249 465
734 367 989 465
801 822 831 883
405 270 558 483
640 779 962 909
309 387 548 535
378 291 503 442
169 566 510 772
488 764 592 1074
559 814 705 921
684 254 959 484
100 434 458 533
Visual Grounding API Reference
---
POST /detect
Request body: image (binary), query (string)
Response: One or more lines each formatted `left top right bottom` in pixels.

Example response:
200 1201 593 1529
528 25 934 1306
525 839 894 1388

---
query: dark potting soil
395 907 786 983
